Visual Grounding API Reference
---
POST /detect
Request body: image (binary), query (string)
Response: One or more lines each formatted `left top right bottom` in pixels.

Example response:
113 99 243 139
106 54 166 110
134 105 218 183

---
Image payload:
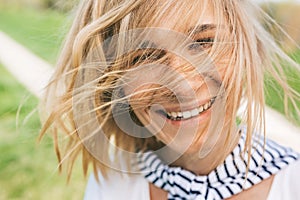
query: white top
267 160 300 200
84 160 300 200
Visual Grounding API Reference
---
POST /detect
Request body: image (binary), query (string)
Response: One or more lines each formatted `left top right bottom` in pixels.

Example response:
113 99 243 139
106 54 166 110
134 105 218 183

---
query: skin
124 1 274 199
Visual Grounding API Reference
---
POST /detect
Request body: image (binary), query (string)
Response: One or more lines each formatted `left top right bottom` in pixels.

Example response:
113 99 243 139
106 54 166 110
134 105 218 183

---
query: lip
153 97 216 126
156 96 216 113
155 107 212 127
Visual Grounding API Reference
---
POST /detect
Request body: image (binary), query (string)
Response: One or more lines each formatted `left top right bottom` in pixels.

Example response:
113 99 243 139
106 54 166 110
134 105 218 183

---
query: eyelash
131 50 166 65
131 37 214 64
188 37 214 51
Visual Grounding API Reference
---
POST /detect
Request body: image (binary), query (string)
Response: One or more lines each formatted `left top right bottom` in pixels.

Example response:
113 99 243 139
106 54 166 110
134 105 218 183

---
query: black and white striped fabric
137 129 299 200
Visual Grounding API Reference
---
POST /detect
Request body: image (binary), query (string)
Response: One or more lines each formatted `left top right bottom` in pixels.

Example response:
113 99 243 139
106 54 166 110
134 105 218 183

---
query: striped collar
137 129 299 200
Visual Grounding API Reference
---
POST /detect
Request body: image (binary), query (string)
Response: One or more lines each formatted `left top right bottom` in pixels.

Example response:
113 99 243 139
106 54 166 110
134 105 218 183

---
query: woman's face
121 1 232 157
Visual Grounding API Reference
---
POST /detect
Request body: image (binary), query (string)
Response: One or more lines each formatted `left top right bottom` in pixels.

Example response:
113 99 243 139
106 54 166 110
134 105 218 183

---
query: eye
188 38 214 52
131 49 166 65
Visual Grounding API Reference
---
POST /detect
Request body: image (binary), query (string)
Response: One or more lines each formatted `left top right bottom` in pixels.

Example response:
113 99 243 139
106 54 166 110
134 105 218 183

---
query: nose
166 54 221 102
165 55 202 100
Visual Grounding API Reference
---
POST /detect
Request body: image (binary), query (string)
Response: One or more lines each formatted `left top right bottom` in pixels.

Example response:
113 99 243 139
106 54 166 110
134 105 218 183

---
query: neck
169 125 240 175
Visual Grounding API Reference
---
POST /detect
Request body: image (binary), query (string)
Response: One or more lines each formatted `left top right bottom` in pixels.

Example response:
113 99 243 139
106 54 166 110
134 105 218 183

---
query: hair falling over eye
39 0 300 180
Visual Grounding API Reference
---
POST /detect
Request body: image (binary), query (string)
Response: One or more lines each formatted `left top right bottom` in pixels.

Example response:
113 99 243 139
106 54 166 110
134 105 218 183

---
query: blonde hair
40 0 300 180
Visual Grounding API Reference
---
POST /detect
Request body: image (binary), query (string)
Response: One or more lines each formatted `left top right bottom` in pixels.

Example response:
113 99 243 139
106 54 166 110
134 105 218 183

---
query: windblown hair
39 0 300 180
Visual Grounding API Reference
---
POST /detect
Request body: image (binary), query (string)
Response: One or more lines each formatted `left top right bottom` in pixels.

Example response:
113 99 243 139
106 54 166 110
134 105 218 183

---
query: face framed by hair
72 0 244 170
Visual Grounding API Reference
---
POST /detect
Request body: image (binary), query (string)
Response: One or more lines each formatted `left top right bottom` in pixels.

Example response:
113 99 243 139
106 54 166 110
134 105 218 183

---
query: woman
40 0 300 199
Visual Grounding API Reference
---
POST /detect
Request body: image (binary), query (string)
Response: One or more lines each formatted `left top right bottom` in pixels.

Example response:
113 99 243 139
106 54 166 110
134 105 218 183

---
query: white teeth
198 106 204 113
166 98 215 120
204 103 209 110
191 108 199 117
177 112 183 117
171 112 177 118
182 111 192 119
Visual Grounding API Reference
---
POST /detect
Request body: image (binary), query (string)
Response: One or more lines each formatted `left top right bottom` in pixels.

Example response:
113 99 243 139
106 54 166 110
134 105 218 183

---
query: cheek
129 99 150 126
126 84 155 108
216 58 233 81
127 86 164 127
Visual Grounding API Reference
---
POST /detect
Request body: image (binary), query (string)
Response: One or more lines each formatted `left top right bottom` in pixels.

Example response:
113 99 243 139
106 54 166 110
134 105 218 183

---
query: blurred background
0 0 299 199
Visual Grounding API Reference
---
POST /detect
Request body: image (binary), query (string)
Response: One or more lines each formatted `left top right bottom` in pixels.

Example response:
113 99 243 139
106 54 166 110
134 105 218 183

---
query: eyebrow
188 24 216 35
136 24 217 50
140 40 157 49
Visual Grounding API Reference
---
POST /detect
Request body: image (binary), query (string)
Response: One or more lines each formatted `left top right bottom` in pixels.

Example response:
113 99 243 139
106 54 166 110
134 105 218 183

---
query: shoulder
83 170 150 200
267 160 300 200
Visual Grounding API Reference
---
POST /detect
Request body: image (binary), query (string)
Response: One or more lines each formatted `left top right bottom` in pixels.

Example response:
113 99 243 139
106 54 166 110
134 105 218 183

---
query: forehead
142 1 215 33
129 1 217 52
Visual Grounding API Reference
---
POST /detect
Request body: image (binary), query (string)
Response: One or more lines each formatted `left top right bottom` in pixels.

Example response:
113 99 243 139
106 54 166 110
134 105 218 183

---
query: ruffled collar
137 129 299 200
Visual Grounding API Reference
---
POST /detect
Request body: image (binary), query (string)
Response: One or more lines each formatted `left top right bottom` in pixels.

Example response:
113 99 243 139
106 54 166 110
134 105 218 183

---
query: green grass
0 6 86 200
0 6 69 63
264 52 300 124
0 64 86 200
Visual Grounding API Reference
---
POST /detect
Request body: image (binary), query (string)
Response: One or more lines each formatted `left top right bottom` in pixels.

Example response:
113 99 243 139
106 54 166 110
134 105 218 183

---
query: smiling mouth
156 97 216 121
